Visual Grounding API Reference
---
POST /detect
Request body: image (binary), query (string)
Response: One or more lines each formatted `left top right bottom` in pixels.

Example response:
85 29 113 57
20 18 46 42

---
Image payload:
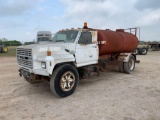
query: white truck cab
17 29 101 97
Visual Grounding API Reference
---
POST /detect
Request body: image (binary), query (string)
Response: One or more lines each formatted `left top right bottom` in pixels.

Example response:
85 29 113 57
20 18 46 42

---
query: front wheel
50 64 79 97
124 55 135 74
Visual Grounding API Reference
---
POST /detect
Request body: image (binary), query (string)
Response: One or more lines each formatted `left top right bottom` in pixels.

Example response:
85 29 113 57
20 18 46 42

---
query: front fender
34 54 75 75
49 54 75 75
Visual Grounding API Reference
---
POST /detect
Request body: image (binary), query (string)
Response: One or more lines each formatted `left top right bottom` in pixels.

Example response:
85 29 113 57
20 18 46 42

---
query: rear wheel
139 48 147 55
50 64 79 97
124 55 135 74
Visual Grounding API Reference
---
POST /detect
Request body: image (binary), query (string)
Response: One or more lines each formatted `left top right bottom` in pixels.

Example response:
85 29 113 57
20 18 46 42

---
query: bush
0 40 22 46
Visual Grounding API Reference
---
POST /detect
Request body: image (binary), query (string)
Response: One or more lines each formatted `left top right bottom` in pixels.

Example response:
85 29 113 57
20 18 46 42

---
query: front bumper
33 69 50 76
19 66 50 76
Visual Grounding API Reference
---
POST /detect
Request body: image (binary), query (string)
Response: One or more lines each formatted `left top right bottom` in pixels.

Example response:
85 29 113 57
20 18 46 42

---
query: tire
50 64 79 97
124 55 135 74
119 62 124 73
139 48 147 55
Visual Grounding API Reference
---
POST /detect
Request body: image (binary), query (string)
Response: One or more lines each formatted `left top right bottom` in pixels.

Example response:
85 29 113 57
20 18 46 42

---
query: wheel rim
129 59 134 70
142 49 146 54
60 71 75 91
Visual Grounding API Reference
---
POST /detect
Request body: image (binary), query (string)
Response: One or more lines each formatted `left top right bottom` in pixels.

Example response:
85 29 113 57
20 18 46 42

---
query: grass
0 46 18 57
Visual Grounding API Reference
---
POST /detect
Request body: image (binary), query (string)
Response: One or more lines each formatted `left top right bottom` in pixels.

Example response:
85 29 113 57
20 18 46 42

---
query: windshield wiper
55 40 64 42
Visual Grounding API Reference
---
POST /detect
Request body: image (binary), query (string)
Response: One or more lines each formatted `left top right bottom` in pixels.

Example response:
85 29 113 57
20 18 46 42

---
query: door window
78 32 92 44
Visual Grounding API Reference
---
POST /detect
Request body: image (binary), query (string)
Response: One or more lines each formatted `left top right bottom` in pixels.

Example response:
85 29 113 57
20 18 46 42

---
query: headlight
41 62 46 69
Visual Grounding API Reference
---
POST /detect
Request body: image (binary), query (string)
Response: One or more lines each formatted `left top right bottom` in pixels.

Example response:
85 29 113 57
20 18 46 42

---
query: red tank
95 29 139 56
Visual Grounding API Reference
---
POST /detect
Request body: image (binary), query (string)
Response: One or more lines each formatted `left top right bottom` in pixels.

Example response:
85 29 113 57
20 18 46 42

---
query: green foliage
0 40 22 46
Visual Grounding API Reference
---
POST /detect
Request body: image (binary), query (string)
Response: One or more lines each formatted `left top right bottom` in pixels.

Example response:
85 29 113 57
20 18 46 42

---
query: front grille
17 48 33 69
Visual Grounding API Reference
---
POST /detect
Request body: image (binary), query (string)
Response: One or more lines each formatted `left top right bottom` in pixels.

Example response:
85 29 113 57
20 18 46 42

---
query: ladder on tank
124 27 140 41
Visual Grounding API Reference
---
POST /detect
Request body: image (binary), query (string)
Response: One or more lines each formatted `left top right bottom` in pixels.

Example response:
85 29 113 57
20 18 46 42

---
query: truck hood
18 42 68 50
17 42 75 59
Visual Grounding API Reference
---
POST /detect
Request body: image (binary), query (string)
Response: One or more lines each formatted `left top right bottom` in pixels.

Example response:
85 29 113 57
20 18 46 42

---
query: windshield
38 37 51 42
52 30 78 43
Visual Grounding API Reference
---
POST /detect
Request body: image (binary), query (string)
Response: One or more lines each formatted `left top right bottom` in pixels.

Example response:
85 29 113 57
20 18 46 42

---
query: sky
0 0 160 42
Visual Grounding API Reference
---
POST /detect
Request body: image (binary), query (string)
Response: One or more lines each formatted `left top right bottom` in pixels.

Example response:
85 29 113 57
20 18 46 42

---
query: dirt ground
0 51 160 120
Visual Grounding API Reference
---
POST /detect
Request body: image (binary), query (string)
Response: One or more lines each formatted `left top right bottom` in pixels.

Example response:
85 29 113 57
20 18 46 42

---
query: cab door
75 31 98 67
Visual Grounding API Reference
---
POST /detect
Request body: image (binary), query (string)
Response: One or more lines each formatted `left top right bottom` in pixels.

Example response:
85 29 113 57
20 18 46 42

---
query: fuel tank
95 29 139 56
